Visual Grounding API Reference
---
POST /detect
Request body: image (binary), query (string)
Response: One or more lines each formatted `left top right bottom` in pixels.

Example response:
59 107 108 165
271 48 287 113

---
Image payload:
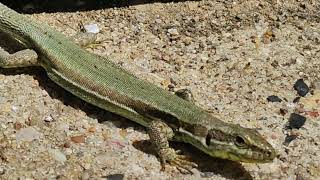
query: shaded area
0 0 192 13
133 140 253 179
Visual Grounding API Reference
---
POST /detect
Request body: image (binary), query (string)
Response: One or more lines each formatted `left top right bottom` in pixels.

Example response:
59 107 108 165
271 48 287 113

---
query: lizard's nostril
266 151 271 157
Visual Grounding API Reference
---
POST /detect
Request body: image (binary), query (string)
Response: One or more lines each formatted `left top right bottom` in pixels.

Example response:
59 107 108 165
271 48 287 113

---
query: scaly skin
0 3 276 172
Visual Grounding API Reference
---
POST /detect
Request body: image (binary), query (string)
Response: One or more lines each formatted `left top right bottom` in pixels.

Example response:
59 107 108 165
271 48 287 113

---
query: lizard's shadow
2 0 199 13
133 140 253 179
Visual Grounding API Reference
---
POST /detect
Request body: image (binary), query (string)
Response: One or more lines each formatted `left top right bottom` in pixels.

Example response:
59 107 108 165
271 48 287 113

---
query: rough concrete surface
0 0 319 179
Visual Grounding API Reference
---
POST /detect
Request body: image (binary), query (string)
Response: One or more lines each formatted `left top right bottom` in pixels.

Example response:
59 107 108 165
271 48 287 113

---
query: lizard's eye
235 136 246 147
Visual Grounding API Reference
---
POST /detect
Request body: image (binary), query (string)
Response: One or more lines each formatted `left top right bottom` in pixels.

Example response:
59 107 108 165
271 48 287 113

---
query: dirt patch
0 1 319 179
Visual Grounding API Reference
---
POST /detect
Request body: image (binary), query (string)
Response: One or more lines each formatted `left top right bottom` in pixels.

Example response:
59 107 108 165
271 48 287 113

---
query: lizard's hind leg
0 32 39 68
0 47 38 68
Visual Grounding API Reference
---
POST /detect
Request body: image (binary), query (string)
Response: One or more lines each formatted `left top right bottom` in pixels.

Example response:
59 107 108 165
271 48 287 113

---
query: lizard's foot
148 120 198 173
70 32 97 47
70 32 107 49
159 148 198 174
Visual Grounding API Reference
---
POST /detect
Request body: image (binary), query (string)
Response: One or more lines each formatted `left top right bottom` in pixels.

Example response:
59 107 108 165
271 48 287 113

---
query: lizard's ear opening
205 133 212 146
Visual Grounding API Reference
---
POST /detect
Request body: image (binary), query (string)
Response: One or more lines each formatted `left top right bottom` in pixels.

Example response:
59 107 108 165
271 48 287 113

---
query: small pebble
279 108 288 116
13 122 23 130
169 77 178 85
294 79 310 97
81 171 91 180
87 126 96 133
43 115 54 123
105 174 124 180
11 105 18 112
267 95 282 102
83 23 100 34
313 80 320 90
293 97 301 103
48 149 67 162
175 89 194 102
71 135 86 143
0 167 5 175
167 28 179 36
0 96 6 104
306 111 319 118
168 83 175 90
201 172 216 178
288 113 306 129
119 129 128 138
63 142 71 148
283 135 298 146
16 127 42 142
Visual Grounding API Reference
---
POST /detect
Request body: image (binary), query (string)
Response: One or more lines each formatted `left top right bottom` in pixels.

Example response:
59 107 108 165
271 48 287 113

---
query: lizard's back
0 3 215 128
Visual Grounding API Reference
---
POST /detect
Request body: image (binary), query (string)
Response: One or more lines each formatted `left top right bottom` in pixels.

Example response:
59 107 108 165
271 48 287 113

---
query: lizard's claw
159 148 198 174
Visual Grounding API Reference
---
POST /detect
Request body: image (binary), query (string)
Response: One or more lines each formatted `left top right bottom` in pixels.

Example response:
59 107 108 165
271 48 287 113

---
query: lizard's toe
159 148 198 174
170 156 198 174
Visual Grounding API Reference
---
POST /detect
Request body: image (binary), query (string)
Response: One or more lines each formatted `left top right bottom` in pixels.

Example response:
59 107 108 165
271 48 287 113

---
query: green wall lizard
0 3 276 173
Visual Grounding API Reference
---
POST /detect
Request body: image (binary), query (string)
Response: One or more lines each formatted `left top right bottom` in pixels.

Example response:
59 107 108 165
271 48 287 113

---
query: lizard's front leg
148 120 197 173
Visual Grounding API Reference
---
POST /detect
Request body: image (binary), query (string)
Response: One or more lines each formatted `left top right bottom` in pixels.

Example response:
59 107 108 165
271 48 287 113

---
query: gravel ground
0 1 320 179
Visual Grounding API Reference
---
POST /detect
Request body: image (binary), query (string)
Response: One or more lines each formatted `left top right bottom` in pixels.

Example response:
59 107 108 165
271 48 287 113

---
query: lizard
0 3 276 173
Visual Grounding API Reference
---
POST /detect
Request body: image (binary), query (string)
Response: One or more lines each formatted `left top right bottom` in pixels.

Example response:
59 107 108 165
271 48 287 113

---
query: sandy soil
0 1 319 179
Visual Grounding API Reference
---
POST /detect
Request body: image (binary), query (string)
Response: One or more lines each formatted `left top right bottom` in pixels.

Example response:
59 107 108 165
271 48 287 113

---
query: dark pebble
267 95 282 102
175 89 194 102
283 135 298 146
279 108 288 116
288 113 306 129
105 174 124 180
294 79 309 97
168 83 175 92
292 97 301 103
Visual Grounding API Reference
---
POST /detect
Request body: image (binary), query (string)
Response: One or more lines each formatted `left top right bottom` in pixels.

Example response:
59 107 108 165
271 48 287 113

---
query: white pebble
48 149 67 162
16 127 42 142
83 23 100 34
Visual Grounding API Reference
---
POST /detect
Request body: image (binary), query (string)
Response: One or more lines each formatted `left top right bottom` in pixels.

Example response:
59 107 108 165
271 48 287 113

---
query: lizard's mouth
199 143 276 163
232 148 276 163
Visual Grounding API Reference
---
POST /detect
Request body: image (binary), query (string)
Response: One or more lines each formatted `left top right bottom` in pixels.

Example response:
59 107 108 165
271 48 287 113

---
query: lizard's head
179 122 276 163
202 123 276 162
